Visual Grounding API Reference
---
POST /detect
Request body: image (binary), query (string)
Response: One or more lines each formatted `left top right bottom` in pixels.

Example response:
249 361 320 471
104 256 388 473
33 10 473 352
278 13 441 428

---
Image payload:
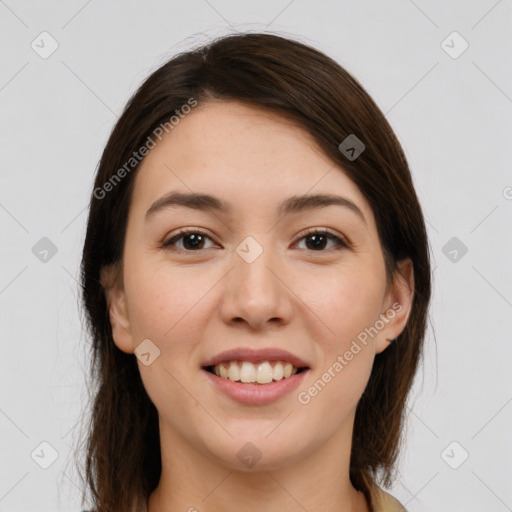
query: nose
219 240 294 331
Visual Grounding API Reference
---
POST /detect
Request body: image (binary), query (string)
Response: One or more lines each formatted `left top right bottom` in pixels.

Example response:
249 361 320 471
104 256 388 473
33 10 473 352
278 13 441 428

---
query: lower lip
202 368 309 405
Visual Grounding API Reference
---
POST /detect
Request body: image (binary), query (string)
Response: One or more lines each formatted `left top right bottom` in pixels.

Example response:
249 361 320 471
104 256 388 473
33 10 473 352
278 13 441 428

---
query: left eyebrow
145 191 366 225
279 193 366 224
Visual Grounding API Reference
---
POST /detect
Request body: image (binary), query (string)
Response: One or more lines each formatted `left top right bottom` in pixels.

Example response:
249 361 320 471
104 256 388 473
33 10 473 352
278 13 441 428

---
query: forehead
131 100 372 221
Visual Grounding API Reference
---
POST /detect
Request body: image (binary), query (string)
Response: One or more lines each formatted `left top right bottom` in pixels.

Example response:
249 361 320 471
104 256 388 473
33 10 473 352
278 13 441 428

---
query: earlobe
375 258 415 354
100 265 135 354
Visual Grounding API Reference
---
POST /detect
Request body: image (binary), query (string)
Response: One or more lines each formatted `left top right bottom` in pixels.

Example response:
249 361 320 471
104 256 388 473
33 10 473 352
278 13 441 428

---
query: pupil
307 234 326 250
184 234 203 249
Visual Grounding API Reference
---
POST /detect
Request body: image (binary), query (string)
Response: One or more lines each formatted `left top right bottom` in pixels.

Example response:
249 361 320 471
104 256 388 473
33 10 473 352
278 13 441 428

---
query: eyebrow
145 191 366 224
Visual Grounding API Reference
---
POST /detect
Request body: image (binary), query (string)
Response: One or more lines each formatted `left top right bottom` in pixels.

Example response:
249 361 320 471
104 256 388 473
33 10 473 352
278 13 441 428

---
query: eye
294 228 349 251
162 228 349 253
162 229 217 252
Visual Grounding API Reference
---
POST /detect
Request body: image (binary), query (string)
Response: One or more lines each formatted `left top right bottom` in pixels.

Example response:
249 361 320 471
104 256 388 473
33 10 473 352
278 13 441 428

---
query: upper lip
202 347 310 369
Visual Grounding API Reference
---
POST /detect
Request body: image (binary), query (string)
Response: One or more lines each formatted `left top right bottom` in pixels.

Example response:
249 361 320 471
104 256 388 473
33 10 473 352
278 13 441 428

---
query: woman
77 32 432 512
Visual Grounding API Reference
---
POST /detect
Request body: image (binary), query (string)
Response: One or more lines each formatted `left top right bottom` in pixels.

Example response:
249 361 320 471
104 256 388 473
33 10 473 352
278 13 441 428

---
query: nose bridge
221 234 291 326
234 234 281 300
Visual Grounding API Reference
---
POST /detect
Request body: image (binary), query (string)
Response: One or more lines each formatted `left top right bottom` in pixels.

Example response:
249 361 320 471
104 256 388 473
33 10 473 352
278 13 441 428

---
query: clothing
372 485 408 512
81 485 406 512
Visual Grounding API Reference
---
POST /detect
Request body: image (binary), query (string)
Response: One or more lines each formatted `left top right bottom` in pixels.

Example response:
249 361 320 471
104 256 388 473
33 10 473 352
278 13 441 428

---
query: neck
147 413 369 512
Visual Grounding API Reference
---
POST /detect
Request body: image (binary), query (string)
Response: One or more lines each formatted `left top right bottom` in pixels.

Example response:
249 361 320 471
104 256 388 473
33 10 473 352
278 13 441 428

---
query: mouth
202 362 310 406
201 347 311 404
203 360 310 385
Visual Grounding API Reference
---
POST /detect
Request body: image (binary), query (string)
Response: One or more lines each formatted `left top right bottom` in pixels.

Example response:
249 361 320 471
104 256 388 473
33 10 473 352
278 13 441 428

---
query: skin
101 100 414 512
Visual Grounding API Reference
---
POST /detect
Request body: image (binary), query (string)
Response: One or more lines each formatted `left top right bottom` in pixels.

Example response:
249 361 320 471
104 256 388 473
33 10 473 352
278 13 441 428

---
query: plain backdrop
1 1 511 511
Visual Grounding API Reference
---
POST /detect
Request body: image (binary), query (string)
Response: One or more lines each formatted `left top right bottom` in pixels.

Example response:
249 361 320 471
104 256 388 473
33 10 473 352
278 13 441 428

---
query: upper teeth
213 360 299 384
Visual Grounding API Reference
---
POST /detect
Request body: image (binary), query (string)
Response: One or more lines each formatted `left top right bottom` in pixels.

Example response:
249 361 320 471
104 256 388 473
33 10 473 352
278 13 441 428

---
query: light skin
101 100 414 512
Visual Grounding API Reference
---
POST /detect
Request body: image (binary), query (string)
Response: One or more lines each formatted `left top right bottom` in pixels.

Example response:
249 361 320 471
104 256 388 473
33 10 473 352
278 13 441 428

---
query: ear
100 265 135 354
375 257 415 355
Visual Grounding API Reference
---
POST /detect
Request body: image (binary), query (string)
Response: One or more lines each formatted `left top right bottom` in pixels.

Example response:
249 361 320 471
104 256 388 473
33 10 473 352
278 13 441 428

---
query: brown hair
76 31 432 512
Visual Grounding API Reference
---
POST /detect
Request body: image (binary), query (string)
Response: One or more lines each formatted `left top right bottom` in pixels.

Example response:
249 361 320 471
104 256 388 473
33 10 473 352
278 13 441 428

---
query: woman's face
104 100 413 471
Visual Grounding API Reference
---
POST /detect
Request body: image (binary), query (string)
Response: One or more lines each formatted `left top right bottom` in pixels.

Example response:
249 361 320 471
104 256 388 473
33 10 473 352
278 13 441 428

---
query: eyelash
161 228 349 253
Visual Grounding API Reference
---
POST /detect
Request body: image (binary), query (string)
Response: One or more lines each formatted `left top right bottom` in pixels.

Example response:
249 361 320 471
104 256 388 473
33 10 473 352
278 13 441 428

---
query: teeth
273 361 284 380
255 361 273 384
212 360 300 384
219 364 228 379
240 361 256 383
227 362 240 381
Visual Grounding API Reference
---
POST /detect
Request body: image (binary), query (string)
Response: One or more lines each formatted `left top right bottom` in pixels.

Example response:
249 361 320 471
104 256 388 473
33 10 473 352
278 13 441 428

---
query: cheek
302 262 385 344
296 270 380 421
123 263 214 419
123 258 216 354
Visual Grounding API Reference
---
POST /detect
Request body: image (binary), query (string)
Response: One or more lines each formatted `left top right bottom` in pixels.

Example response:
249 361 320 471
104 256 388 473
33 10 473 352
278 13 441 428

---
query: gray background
1 1 511 511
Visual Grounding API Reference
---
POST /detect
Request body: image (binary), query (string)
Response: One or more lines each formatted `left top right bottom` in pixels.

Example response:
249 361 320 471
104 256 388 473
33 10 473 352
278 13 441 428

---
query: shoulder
370 485 408 512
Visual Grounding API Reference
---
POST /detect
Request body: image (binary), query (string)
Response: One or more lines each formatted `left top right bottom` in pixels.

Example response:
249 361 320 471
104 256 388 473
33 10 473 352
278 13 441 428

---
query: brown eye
163 230 216 251
295 230 348 251
162 228 348 253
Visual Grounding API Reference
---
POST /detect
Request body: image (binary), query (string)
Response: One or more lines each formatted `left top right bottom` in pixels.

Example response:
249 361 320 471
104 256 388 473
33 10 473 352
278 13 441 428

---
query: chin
200 431 311 473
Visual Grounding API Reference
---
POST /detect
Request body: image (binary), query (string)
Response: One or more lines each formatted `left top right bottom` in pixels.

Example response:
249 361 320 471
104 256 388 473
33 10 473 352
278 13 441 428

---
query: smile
202 364 310 406
206 360 307 384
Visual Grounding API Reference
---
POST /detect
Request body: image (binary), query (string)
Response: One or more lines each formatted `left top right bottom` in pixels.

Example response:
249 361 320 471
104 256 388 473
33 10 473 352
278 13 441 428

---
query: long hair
76 32 432 512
